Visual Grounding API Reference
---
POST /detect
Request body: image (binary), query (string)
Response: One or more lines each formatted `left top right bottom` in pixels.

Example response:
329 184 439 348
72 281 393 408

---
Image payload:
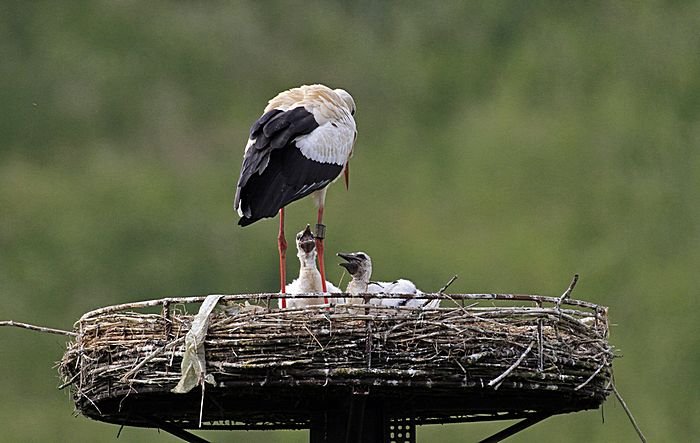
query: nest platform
59 292 614 441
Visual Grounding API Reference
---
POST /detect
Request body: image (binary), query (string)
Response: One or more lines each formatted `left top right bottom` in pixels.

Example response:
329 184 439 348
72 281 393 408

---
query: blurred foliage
1 1 699 441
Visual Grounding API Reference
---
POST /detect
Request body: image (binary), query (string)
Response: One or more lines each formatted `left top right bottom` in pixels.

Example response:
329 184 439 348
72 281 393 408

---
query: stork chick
282 225 342 309
337 252 439 309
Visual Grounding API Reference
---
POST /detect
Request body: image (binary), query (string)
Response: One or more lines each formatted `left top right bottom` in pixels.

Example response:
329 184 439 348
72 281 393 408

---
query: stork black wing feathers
237 107 317 189
235 107 343 226
249 109 282 138
237 145 343 226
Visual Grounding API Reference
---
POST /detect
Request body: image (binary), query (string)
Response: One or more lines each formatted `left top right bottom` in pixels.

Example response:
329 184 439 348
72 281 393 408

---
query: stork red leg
315 205 329 304
278 207 287 308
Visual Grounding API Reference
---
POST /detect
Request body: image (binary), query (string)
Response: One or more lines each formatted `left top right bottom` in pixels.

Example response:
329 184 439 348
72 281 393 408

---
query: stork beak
337 252 360 275
298 225 315 254
343 162 350 190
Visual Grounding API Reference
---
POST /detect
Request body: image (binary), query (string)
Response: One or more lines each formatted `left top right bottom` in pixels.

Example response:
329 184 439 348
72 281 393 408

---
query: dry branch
438 275 458 293
488 341 535 389
559 274 580 303
612 383 647 443
0 320 77 337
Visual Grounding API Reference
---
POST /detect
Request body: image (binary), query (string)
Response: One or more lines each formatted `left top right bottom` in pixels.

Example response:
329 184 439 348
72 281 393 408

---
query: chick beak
337 252 360 275
299 224 316 254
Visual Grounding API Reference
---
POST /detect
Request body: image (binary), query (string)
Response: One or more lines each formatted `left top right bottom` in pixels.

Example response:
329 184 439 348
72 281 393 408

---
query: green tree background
1 1 698 441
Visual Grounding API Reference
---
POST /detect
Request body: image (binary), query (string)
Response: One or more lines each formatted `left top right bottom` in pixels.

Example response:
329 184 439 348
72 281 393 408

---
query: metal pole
477 413 551 443
309 394 386 443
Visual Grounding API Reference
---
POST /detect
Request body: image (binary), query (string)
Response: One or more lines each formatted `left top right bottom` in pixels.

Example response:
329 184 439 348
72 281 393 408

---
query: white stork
282 225 343 309
337 252 440 309
234 84 357 299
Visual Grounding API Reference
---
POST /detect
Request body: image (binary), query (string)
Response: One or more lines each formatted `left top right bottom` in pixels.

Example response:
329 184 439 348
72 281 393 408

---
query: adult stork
234 84 357 298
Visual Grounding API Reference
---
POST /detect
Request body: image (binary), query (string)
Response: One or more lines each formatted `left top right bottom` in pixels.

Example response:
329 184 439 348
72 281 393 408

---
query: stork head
297 225 316 253
337 251 372 282
334 88 356 116
296 225 317 266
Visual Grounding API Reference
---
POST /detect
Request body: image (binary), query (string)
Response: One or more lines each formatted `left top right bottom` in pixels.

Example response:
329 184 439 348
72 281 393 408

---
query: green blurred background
1 1 698 441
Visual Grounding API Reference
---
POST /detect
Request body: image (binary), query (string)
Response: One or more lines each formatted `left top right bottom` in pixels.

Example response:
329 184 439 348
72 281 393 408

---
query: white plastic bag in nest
172 294 223 394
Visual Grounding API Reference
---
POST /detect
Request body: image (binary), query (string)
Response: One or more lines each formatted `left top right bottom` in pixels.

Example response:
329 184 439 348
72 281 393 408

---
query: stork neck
298 252 318 270
347 278 369 295
297 267 323 293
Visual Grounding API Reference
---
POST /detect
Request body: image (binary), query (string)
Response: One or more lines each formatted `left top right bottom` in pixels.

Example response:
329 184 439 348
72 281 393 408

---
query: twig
441 292 470 314
488 341 535 389
612 382 647 443
58 372 80 390
77 387 102 415
452 357 467 374
438 275 458 294
120 336 186 383
536 303 544 372
162 300 172 339
303 324 324 350
199 377 205 428
559 274 580 303
575 360 607 391
0 320 77 337
337 270 347 291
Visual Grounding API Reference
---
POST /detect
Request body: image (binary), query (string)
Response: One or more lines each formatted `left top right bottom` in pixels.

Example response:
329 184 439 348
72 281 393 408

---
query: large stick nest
59 292 614 430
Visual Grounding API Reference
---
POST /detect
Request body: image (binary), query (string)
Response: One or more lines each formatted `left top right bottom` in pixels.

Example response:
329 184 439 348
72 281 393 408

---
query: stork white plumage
234 84 357 299
337 252 440 309
282 225 343 309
